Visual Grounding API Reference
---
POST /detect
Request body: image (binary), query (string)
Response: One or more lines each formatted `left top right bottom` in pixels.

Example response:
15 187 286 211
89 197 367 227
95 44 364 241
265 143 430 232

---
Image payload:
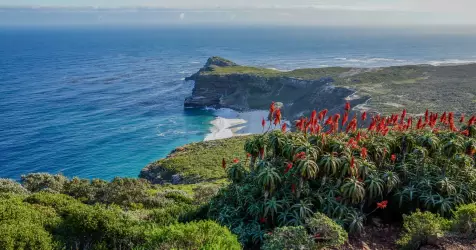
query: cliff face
185 57 368 119
185 57 476 116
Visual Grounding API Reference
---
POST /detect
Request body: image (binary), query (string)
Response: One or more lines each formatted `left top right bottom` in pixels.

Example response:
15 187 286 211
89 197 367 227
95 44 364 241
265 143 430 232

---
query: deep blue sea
1 26 476 180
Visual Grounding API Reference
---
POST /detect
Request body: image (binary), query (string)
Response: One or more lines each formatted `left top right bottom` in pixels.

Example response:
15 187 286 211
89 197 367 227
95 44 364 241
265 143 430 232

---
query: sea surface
1 26 476 180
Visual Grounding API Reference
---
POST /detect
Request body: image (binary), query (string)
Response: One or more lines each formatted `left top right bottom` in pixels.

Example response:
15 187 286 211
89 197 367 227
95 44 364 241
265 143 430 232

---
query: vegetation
209 102 476 248
142 136 249 183
0 175 238 250
1 98 475 249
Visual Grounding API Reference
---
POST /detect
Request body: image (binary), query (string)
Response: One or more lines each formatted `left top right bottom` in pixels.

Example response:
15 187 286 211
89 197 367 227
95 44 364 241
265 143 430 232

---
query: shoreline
204 109 270 141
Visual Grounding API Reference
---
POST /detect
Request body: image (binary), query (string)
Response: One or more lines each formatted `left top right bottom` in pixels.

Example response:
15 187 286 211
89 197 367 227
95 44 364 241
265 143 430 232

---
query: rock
171 174 182 185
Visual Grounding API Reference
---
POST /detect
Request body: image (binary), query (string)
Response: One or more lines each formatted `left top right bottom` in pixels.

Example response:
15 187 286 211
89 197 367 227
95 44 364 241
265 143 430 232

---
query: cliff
185 57 476 117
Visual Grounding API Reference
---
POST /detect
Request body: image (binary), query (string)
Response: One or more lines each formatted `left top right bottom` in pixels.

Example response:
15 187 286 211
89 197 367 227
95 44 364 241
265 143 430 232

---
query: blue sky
0 0 475 26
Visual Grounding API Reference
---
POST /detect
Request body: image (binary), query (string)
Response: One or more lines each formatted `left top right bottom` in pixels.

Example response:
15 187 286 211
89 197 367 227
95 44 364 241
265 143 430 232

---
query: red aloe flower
460 114 465 123
311 110 317 122
468 116 476 126
284 162 293 174
324 116 333 126
356 132 362 142
233 158 239 163
361 111 367 121
361 147 368 159
350 156 355 169
391 154 396 163
261 118 266 128
281 123 287 133
417 117 423 129
246 153 251 159
318 109 328 121
222 158 226 169
342 111 349 127
377 200 388 209
274 109 282 125
440 112 447 124
461 130 470 136
345 101 351 112
259 148 265 159
269 101 275 115
314 233 321 239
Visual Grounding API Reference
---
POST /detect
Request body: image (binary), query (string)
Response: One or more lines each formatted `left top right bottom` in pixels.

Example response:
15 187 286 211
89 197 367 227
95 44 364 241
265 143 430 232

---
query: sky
0 0 475 26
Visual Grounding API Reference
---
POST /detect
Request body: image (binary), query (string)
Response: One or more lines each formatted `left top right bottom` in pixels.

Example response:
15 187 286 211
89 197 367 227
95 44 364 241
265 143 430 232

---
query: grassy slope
144 136 250 183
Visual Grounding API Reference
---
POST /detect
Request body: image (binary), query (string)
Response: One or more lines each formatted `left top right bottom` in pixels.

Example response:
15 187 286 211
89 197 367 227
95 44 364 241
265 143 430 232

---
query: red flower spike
284 162 293 174
246 153 251 159
269 102 275 115
342 111 349 127
318 109 328 121
377 200 388 209
391 154 396 163
361 147 368 159
324 116 333 126
233 158 239 163
350 156 355 169
440 112 447 124
361 111 367 121
460 114 465 123
281 123 287 133
261 118 266 128
259 148 265 159
468 116 476 126
222 158 226 169
345 101 351 112
461 130 470 136
274 109 282 125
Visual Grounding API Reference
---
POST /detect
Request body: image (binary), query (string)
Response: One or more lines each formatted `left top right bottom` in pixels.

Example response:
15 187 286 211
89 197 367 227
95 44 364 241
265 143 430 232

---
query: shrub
0 194 61 250
21 173 67 193
144 220 241 250
262 226 314 250
162 190 194 204
56 203 147 249
0 222 56 250
63 177 96 201
452 203 476 239
148 204 197 226
397 210 449 250
0 178 29 194
98 177 151 207
25 192 81 212
306 212 348 248
193 184 220 204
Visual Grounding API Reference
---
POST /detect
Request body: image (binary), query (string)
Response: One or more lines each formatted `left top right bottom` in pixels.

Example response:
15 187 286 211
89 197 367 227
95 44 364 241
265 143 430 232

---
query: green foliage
210 118 476 246
452 203 476 238
0 194 61 250
306 212 347 248
21 173 68 193
397 210 449 250
142 136 249 183
144 220 241 250
262 226 314 250
0 178 29 194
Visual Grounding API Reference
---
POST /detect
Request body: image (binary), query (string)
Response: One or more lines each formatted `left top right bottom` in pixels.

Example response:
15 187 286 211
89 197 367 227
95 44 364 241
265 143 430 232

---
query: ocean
1 26 476 180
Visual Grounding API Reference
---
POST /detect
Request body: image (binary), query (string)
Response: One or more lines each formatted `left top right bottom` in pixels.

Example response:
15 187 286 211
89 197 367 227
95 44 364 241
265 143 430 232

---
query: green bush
0 222 56 250
98 177 151 207
0 194 61 250
262 226 314 250
148 204 198 226
144 220 241 250
193 184 220 204
452 203 476 239
397 210 449 250
306 212 347 248
63 177 97 201
21 173 67 193
0 178 29 194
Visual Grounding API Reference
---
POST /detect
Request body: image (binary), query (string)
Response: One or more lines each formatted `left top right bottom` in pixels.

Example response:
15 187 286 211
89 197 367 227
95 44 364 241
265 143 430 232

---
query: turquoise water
1 26 476 180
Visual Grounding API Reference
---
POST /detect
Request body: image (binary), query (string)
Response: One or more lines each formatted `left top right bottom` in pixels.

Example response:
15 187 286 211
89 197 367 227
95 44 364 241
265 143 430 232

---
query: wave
334 57 407 63
427 59 476 66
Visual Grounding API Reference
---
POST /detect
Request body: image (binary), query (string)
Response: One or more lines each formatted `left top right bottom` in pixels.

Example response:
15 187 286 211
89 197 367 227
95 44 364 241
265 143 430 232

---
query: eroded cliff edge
185 57 476 118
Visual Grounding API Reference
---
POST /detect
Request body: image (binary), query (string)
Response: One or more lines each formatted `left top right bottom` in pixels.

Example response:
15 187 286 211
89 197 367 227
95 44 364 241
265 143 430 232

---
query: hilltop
185 57 476 117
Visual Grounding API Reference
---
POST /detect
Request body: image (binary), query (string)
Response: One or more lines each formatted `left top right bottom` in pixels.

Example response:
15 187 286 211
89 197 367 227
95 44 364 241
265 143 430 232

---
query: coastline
204 109 270 141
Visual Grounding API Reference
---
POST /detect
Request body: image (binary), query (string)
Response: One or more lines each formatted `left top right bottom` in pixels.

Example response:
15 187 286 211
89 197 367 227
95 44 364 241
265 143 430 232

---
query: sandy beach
204 109 278 141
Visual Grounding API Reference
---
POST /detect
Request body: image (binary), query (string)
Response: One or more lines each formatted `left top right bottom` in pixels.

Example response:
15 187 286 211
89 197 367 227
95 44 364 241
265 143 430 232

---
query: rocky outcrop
184 57 369 119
